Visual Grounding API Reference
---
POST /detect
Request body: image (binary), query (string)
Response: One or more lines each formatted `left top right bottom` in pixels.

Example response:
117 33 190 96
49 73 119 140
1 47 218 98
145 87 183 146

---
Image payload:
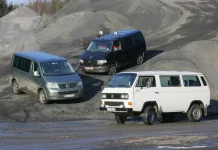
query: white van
99 71 210 125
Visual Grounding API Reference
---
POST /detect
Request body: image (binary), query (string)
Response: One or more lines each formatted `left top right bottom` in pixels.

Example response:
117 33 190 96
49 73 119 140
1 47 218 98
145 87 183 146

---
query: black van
79 30 146 75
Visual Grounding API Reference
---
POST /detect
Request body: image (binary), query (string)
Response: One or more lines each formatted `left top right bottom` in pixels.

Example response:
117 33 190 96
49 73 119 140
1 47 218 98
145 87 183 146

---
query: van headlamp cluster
120 94 129 99
97 60 107 65
46 83 59 89
101 93 129 99
79 59 84 64
101 94 107 99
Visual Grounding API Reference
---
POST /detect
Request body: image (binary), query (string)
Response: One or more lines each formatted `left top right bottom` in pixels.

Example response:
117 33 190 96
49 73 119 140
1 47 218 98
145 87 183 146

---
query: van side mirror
34 71 40 77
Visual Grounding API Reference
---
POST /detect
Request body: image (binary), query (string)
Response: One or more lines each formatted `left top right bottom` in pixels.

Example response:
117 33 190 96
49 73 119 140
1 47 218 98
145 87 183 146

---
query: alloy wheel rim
111 66 116 74
40 92 45 102
192 108 200 120
138 56 143 64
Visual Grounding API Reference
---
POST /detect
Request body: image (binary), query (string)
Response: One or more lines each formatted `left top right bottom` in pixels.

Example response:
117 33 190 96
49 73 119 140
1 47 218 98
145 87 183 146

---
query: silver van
10 51 84 104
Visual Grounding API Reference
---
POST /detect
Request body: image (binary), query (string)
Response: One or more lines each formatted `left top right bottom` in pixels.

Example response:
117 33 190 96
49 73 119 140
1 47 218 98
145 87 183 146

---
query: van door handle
154 92 159 94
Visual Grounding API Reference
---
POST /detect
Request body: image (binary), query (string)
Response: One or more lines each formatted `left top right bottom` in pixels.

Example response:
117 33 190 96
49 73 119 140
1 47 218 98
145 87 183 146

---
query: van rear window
182 75 201 87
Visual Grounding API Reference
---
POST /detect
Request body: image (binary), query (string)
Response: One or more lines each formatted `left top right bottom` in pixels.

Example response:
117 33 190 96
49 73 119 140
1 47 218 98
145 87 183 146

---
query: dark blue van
79 30 146 75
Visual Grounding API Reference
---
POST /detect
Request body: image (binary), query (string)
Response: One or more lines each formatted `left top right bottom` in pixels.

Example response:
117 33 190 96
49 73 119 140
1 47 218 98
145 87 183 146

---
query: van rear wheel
115 114 126 124
143 106 155 125
39 90 49 104
12 80 22 94
187 104 203 122
136 54 144 65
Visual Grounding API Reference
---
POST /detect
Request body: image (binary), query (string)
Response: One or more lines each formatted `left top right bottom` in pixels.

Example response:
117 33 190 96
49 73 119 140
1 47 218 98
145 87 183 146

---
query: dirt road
1 117 218 149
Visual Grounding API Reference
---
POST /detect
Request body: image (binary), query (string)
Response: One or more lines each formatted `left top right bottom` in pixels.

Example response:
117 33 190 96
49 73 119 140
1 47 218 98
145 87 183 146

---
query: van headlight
78 81 83 86
79 59 84 64
121 94 129 99
97 60 107 65
46 83 59 89
101 94 107 99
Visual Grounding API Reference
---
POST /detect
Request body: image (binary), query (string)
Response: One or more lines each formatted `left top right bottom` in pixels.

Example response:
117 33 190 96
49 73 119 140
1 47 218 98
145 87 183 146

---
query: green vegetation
0 0 16 18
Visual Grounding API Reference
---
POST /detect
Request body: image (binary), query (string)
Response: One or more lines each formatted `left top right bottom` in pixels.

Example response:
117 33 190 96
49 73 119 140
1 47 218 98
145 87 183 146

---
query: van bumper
99 106 133 113
45 87 84 100
81 65 109 73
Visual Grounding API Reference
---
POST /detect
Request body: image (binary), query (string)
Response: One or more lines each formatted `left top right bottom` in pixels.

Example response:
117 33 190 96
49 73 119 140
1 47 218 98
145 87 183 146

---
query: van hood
43 73 81 83
80 51 109 61
102 87 131 94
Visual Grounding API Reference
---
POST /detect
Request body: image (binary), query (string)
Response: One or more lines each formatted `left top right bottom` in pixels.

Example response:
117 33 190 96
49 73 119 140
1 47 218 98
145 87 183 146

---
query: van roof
96 30 140 41
119 71 203 76
14 51 67 63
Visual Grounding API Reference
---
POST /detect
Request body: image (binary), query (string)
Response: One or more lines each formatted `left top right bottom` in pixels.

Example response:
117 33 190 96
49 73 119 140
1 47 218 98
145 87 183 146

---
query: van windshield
107 73 137 88
40 61 75 76
87 40 113 52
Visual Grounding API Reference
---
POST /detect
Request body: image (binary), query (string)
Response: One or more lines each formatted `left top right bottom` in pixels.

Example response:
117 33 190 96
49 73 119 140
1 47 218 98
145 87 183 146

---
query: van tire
162 113 174 123
12 80 22 94
187 104 203 122
115 114 126 124
143 106 155 125
39 90 49 104
136 54 144 65
108 64 117 75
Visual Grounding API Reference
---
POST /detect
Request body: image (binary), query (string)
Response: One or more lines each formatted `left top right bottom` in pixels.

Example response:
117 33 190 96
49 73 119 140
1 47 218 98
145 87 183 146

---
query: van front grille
58 90 79 95
106 94 121 99
105 102 124 106
58 83 77 89
83 60 97 66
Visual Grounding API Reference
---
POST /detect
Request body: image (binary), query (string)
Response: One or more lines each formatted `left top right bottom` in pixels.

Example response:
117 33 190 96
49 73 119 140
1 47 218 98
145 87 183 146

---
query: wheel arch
37 87 48 99
188 100 204 113
141 101 158 114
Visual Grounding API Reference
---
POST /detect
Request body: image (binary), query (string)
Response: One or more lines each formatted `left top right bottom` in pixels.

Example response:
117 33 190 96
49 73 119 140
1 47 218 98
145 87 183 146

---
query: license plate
84 67 93 70
64 94 75 98
107 107 116 112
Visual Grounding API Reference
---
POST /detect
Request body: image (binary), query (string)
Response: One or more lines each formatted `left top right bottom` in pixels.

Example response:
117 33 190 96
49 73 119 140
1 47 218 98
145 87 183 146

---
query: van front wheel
39 90 49 104
143 106 155 125
108 64 117 75
12 80 22 94
115 114 126 124
187 104 203 122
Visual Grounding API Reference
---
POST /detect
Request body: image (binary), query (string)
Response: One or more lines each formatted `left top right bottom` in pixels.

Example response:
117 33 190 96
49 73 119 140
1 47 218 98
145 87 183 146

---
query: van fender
141 101 158 113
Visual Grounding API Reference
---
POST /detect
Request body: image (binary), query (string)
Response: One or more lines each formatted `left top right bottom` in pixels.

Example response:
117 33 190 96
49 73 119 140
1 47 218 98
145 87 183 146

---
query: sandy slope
0 0 218 122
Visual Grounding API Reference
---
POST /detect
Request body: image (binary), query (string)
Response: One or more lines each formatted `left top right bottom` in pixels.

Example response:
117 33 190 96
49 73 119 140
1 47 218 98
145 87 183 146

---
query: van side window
200 76 207 86
20 58 31 73
182 75 201 87
160 76 181 87
133 32 144 44
33 62 39 72
113 40 122 52
13 56 22 69
136 76 156 87
123 36 133 48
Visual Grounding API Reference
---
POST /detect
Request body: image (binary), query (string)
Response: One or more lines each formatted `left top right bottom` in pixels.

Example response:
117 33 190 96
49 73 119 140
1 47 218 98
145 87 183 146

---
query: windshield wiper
107 85 114 88
116 85 129 88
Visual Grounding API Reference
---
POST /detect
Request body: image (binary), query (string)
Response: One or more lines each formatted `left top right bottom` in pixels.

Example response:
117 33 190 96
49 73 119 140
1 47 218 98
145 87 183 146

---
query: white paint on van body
101 71 210 114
